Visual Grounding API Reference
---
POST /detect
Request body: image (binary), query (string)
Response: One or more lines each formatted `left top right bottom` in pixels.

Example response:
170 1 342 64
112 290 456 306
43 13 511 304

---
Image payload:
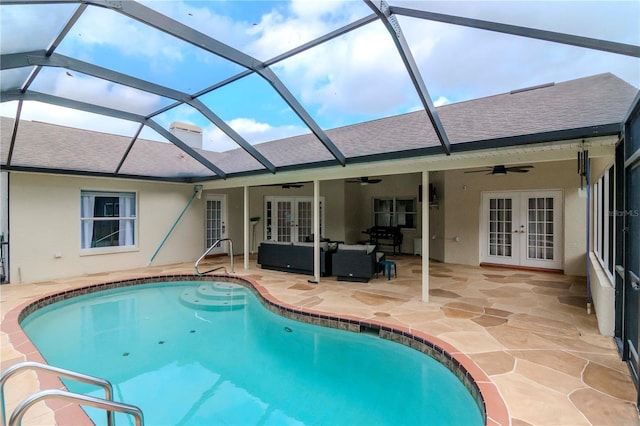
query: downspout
586 158 593 314
149 185 203 265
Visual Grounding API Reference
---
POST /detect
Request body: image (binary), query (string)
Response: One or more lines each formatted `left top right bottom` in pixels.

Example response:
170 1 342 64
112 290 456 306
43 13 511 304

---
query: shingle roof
221 72 637 165
1 72 636 182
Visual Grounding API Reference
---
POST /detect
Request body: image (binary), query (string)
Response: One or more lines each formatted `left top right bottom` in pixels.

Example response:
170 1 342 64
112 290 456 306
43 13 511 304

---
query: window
373 197 416 228
81 191 136 250
593 166 615 276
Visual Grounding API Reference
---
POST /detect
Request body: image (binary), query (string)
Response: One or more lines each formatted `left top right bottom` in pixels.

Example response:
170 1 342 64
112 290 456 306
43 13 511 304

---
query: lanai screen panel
1 1 639 181
54 4 246 94
0 3 78 54
29 67 177 117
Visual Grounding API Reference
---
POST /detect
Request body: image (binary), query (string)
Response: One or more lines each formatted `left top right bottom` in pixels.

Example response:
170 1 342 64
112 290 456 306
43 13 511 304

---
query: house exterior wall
442 159 588 276
7 158 598 283
8 173 204 283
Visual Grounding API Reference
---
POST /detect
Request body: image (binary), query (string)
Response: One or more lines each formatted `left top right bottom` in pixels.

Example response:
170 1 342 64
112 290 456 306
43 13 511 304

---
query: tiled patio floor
1 256 638 425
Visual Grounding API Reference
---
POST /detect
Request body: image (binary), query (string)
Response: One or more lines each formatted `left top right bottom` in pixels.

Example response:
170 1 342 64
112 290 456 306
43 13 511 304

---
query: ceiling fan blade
506 165 534 171
347 177 382 184
264 182 306 188
507 169 531 173
464 169 491 173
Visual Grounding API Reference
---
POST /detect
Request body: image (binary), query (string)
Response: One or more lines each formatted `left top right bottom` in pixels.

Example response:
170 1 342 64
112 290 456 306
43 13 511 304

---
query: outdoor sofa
332 244 385 282
257 241 332 276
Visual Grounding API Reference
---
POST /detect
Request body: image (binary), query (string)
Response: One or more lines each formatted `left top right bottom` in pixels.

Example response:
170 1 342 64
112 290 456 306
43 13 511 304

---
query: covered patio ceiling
1 1 639 183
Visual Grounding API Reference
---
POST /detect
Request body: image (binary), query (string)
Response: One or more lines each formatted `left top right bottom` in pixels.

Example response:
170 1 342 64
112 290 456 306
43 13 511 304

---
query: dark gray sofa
332 244 384 282
257 241 332 276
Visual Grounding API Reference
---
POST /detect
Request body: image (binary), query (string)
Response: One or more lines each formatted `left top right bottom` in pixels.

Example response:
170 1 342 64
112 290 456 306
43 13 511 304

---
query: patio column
311 179 321 283
422 171 430 302
244 185 249 270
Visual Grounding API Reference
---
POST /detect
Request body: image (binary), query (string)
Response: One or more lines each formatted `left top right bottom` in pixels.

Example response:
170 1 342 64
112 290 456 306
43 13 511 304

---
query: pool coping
4 274 510 426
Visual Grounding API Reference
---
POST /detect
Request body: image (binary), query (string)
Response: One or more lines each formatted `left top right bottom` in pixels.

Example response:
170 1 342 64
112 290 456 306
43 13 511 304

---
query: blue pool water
21 281 483 426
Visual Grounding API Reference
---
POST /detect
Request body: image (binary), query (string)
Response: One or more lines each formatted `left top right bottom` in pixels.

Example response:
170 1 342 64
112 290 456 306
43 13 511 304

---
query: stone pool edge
5 274 510 426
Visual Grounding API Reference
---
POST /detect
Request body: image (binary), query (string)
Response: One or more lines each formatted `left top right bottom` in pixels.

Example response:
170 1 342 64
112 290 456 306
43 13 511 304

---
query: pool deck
1 256 638 426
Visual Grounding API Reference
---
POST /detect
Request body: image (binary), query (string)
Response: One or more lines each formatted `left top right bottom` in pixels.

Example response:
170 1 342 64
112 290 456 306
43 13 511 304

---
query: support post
311 179 321 284
422 171 430 302
244 186 250 270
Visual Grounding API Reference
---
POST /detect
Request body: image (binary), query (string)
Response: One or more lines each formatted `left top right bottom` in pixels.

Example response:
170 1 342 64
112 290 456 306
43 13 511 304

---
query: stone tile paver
1 257 638 426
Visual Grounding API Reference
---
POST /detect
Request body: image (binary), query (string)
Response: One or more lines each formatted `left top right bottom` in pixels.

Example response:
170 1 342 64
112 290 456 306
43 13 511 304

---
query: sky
1 0 639 152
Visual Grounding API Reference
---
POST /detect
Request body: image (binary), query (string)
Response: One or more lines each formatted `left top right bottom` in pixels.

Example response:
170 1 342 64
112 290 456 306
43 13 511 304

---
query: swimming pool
20 277 484 425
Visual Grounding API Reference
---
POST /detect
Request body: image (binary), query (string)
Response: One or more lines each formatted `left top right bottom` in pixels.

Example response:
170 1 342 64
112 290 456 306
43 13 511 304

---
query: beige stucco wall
8 173 204 283
442 159 589 276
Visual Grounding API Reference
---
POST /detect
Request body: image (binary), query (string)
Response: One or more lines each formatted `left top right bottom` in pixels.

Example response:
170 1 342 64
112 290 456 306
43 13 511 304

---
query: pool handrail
9 389 143 426
195 238 234 275
0 361 117 426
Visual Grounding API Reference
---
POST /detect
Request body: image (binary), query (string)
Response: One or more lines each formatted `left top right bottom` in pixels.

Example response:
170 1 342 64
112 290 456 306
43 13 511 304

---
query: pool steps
179 282 247 311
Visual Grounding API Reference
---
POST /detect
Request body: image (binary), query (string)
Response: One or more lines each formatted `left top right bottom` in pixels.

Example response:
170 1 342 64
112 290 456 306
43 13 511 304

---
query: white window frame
372 196 417 229
80 190 138 255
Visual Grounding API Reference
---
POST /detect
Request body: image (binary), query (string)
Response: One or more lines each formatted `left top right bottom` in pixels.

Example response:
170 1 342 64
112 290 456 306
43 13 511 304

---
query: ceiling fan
464 165 534 175
263 182 305 189
346 177 383 185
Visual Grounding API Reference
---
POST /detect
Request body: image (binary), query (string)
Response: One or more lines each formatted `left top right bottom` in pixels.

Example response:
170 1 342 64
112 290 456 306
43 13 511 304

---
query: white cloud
433 96 450 107
1 101 142 137
398 1 640 101
23 68 164 116
140 0 256 58
204 118 307 152
0 3 78 55
248 0 639 127
252 16 430 125
70 6 184 62
289 0 348 19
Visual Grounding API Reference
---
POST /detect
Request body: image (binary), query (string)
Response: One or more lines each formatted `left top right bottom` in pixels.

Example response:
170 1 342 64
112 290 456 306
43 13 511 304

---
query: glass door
205 195 227 254
522 193 562 269
481 190 563 269
482 193 519 266
275 199 293 242
265 197 324 242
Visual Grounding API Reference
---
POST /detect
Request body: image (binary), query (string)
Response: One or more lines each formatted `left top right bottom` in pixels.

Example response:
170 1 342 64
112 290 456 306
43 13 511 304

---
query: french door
264 196 323 242
205 195 227 254
481 190 563 270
